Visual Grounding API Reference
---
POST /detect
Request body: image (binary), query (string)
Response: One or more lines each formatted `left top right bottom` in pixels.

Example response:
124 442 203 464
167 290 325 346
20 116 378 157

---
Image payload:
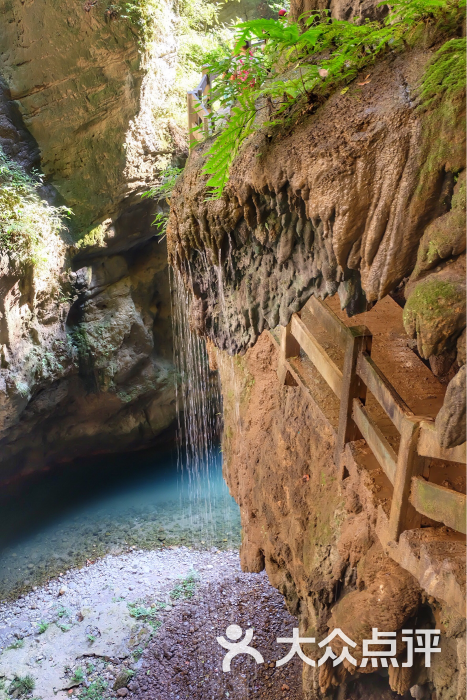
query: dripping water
170 265 239 548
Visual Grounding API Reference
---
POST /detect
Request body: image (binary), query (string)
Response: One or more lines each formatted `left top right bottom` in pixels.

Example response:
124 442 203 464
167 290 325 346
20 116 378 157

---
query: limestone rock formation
435 365 467 449
168 2 466 464
168 48 465 356
213 332 466 700
0 0 185 477
169 5 466 697
0 0 178 229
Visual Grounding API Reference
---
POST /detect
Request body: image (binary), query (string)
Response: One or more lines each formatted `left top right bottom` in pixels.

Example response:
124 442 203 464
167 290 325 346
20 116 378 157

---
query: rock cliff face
0 0 185 478
211 334 466 700
0 0 179 229
168 4 466 698
167 48 465 359
289 0 388 23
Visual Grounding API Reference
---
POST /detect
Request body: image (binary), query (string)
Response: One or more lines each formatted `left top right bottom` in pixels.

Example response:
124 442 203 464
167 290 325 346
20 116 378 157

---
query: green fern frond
200 0 465 199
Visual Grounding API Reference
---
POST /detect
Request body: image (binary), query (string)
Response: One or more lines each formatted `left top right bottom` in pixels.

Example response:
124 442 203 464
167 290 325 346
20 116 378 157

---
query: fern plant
200 0 466 199
141 166 184 237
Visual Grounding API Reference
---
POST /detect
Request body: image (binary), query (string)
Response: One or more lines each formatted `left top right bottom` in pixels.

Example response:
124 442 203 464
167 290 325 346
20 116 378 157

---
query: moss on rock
403 261 466 358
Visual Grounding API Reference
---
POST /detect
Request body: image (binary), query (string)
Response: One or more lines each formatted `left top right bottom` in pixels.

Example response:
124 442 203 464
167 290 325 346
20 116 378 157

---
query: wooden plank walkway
272 293 466 540
270 293 466 617
324 295 445 419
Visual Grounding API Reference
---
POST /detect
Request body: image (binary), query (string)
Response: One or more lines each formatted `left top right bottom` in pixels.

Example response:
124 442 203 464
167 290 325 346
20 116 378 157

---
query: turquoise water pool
0 446 240 600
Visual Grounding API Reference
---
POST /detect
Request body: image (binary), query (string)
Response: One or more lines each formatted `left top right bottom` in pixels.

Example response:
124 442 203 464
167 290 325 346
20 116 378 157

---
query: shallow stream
0 446 240 601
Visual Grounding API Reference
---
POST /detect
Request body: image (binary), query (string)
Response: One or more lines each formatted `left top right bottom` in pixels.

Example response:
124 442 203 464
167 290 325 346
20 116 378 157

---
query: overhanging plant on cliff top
200 0 466 199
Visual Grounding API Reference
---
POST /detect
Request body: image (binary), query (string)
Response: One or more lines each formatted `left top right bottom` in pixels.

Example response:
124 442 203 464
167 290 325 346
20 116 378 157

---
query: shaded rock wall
0 0 300 477
214 333 466 699
289 0 388 23
0 0 185 477
0 0 179 229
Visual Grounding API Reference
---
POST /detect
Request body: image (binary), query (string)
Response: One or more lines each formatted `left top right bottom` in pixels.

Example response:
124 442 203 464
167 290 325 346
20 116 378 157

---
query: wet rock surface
213 332 466 699
168 15 466 513
168 50 465 356
0 0 189 477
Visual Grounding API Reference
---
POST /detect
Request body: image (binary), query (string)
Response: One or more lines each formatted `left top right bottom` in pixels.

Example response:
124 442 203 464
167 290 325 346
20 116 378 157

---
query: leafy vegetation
105 0 165 46
71 667 85 684
37 621 49 634
127 601 159 619
149 0 233 140
133 646 144 660
199 0 465 198
127 599 165 633
79 678 107 700
58 622 72 632
6 638 24 650
7 674 35 697
75 224 107 251
419 36 466 110
170 569 200 600
0 148 70 272
141 166 183 238
108 0 220 47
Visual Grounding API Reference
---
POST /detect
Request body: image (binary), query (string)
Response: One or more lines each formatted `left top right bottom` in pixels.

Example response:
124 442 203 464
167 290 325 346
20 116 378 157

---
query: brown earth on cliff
213 332 466 700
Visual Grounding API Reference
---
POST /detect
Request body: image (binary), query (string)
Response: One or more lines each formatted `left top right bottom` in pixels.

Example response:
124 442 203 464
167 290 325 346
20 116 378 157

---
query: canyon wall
168 3 466 697
168 46 465 360
0 0 185 478
0 0 282 479
213 335 465 700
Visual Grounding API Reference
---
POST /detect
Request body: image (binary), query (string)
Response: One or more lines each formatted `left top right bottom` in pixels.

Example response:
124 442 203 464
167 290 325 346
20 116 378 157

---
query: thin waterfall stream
170 263 247 555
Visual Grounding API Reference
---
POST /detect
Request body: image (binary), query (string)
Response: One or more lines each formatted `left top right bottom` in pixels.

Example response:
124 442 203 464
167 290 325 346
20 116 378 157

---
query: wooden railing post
387 416 423 541
334 325 372 470
278 319 300 386
187 91 197 147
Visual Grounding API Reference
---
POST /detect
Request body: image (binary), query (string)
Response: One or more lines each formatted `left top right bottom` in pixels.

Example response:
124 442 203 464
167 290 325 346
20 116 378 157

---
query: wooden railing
278 296 467 540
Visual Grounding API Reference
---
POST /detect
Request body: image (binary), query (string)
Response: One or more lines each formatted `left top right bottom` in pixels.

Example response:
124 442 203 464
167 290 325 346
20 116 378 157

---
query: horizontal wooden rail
278 296 466 541
418 421 467 463
411 476 467 534
307 296 349 352
194 73 209 95
357 351 413 434
352 398 397 483
290 314 343 398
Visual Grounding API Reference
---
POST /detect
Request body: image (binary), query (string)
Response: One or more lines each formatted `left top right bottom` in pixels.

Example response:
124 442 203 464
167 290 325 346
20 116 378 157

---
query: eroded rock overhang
168 49 465 355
